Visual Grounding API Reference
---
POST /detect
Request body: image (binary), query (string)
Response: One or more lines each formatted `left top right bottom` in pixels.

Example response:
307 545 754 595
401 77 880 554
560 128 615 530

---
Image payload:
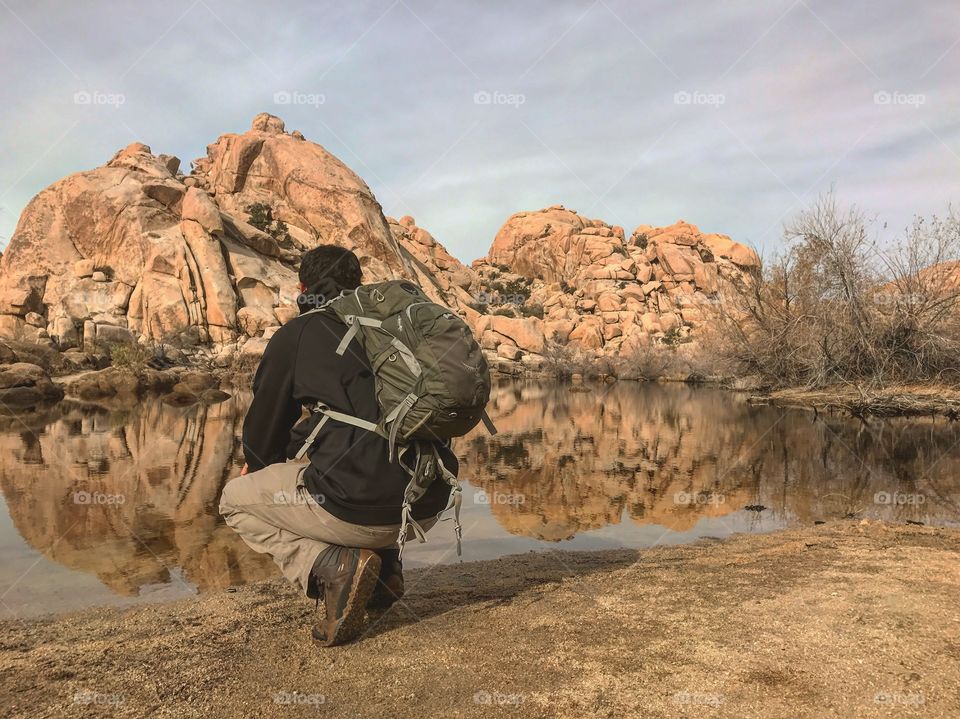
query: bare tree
717 192 960 391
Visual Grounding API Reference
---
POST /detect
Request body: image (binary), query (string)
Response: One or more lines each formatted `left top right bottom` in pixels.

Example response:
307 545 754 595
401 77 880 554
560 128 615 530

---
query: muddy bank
749 383 960 419
1 521 958 718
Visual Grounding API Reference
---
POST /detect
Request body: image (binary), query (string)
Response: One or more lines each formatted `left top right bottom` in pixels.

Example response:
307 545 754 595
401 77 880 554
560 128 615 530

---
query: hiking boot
308 546 381 647
368 547 404 610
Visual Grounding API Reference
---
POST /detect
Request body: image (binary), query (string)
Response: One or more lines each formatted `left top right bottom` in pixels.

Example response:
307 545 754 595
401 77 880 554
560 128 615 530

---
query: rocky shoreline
748 384 960 419
5 332 956 421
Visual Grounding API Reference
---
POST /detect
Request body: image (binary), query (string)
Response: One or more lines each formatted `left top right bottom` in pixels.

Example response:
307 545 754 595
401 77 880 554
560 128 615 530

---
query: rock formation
0 114 432 366
0 113 760 375
465 207 761 369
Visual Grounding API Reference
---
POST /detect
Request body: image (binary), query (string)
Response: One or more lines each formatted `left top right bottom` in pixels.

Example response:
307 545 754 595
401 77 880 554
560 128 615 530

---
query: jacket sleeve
242 326 303 471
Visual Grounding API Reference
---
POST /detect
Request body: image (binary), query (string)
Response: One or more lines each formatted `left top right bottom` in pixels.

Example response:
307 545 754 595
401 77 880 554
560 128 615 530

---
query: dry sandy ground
1 521 958 718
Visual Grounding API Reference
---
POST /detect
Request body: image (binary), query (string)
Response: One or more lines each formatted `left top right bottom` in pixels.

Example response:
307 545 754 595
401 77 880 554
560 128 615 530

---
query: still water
1 380 958 617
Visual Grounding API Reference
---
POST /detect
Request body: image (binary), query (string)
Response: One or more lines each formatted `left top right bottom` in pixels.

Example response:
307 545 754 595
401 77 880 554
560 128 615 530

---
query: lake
1 379 958 617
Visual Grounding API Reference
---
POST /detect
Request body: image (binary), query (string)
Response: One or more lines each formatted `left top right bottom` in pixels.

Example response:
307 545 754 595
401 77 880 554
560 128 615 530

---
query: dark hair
298 245 363 292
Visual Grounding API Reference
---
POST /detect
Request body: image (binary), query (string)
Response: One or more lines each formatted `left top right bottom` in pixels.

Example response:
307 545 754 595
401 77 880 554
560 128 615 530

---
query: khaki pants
219 462 433 596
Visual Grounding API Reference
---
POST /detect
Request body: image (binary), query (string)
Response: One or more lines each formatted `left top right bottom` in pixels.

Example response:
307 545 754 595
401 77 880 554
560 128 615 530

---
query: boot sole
313 550 381 648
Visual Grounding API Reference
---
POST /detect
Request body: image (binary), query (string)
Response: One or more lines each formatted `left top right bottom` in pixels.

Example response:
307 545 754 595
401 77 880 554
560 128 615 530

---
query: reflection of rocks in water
2 381 958 598
0 394 276 596
458 382 960 541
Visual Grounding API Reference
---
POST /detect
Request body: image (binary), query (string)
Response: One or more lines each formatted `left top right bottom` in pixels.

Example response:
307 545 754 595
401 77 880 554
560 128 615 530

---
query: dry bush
542 341 617 380
618 343 678 380
717 192 960 390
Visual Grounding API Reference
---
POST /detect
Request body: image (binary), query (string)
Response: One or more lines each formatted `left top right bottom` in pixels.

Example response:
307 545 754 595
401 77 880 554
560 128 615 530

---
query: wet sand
1 520 958 718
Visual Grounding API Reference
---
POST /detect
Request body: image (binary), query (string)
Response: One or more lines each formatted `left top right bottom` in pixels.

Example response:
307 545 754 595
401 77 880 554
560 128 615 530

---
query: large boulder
700 232 761 269
0 113 456 358
487 315 546 355
193 113 411 281
0 362 63 405
486 206 626 284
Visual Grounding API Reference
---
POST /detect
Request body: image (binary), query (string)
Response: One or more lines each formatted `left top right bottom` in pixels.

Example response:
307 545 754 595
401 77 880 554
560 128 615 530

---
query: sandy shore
1 521 958 718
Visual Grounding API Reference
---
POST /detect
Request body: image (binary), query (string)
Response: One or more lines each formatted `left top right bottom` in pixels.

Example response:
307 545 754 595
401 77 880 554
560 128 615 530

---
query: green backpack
294 279 495 555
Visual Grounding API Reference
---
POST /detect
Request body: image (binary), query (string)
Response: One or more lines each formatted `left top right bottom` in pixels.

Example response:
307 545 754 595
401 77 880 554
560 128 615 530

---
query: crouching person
219 246 456 647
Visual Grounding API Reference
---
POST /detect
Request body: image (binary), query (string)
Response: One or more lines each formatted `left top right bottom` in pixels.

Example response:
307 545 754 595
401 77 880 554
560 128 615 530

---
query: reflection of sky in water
1 380 958 616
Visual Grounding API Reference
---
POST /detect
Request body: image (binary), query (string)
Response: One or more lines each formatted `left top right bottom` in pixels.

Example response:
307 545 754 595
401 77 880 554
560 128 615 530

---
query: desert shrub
634 232 649 249
661 326 685 346
490 278 531 303
246 202 273 232
519 304 544 319
717 192 960 389
542 342 576 379
491 307 515 317
108 342 153 372
247 203 292 247
542 342 618 380
587 355 617 379
617 344 681 381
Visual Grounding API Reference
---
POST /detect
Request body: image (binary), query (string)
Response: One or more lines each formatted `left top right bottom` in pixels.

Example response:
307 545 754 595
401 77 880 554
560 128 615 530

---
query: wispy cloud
0 0 956 261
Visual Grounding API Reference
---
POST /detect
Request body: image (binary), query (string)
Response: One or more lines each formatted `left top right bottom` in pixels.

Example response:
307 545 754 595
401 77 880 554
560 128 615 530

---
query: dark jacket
241 281 454 525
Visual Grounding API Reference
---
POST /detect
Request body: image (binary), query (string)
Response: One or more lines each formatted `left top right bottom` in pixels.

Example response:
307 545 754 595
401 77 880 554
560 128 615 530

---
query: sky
0 0 957 263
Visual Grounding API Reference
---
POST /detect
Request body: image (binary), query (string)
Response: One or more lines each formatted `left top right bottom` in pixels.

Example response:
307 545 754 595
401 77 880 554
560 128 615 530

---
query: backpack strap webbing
294 413 330 460
335 315 383 355
396 441 463 559
385 393 419 460
294 404 379 460
481 410 498 435
433 443 463 557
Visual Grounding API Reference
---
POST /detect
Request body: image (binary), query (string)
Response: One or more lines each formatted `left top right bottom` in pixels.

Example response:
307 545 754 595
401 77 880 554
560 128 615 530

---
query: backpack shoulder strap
294 404 378 460
335 315 384 355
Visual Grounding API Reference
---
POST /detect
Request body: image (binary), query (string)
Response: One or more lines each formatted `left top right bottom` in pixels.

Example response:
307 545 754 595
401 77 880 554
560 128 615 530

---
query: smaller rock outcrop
470 206 760 368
